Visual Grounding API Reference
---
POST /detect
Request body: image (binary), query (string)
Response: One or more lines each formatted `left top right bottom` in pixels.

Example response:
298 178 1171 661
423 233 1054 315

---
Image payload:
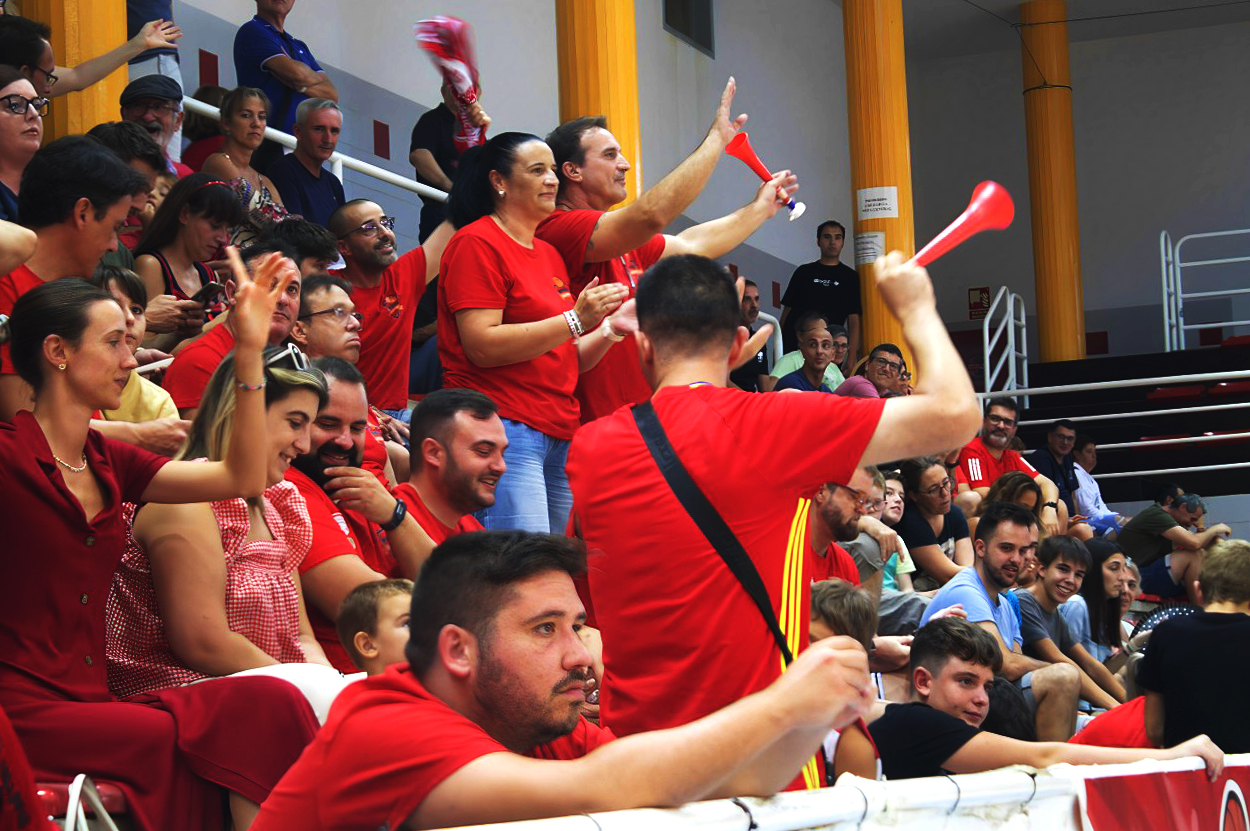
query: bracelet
236 379 267 392
1043 501 1058 510
563 309 583 340
380 497 407 532
601 320 625 342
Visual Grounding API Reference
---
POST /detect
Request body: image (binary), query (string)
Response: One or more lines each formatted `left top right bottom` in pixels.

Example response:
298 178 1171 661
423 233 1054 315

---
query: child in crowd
336 579 415 676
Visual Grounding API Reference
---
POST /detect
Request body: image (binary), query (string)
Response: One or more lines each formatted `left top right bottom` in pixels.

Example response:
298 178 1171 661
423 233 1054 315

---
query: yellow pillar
842 0 913 364
25 0 128 141
554 0 643 207
1021 0 1085 361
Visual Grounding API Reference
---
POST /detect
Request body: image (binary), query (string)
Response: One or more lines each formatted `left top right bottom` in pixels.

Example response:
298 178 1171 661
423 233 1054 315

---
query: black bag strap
632 401 794 666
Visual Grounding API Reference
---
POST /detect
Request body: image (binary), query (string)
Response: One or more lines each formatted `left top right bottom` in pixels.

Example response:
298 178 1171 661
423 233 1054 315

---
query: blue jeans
476 419 572 534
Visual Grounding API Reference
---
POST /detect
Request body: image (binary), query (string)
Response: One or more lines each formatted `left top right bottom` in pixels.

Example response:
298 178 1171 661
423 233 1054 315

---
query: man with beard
959 396 1063 536
920 503 1082 741
327 199 451 419
118 75 191 176
807 467 873 585
287 357 432 671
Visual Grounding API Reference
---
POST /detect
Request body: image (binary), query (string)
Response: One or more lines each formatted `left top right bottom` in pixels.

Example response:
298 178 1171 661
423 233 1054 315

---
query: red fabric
161 323 236 409
0 705 55 831
954 465 969 487
536 208 664 422
171 160 193 178
251 665 614 831
106 480 314 697
812 543 861 585
0 265 45 377
567 384 885 789
438 217 580 438
287 467 398 673
1069 696 1154 748
119 215 144 252
363 408 389 483
393 482 485 544
958 436 1039 490
335 247 427 411
181 136 225 173
0 412 314 831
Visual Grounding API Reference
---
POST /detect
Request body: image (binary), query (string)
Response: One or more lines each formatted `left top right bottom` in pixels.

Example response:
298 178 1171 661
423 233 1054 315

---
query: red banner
1084 764 1250 831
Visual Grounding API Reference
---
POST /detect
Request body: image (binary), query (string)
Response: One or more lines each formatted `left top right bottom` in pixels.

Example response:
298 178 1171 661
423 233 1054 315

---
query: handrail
1093 460 1250 479
1097 431 1250 450
981 286 1028 404
1161 226 1250 351
1017 399 1250 427
975 369 1250 399
1160 230 1176 350
181 97 449 203
756 310 783 372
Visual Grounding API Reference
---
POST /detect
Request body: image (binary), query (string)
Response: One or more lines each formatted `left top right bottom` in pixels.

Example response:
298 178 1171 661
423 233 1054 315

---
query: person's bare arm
261 56 338 102
945 730 1222 780
0 220 36 273
89 417 190 456
409 149 453 191
977 621 1047 682
321 466 435 579
1069 642 1126 704
845 313 862 372
952 535 974 567
54 20 181 95
1162 523 1232 551
1024 636 1121 710
421 222 455 283
201 153 240 181
1144 691 1166 748
855 253 981 467
1031 472 1061 536
660 172 798 259
302 556 388 624
581 78 746 263
293 570 333 667
910 544 963 585
832 720 878 780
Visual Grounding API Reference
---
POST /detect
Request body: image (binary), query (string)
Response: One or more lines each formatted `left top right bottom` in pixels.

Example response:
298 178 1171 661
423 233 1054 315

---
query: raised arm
54 20 181 96
660 171 798 260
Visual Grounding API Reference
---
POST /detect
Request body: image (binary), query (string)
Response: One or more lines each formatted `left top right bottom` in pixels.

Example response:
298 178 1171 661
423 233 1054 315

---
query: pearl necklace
52 452 87 474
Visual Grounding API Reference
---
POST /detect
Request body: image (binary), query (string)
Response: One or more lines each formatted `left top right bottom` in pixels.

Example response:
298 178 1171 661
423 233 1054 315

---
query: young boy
1013 536 1125 711
336 578 415 676
867 617 1224 780
810 579 881 781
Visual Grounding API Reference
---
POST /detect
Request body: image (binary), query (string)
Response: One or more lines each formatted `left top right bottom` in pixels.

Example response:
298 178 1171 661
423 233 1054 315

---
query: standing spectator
0 65 41 223
895 456 973 590
728 278 769 392
233 0 337 172
1116 492 1229 604
408 82 474 242
126 0 182 159
202 87 287 247
780 219 861 365
118 75 191 176
266 98 345 227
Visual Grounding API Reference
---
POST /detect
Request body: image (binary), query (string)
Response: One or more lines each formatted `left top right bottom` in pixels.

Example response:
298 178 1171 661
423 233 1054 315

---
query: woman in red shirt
437 132 632 533
0 254 317 831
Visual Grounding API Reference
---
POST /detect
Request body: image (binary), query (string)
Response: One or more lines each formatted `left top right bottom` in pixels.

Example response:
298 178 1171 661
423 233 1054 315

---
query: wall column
1021 0 1085 361
554 0 643 207
842 0 913 363
24 0 128 141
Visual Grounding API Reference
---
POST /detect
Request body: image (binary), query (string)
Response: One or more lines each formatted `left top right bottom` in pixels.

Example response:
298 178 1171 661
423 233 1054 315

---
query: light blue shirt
920 566 1022 649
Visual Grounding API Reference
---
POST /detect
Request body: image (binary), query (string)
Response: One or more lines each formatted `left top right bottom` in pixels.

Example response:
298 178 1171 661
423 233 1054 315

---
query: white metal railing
181 97 449 203
756 311 783 372
981 286 1029 404
1160 226 1250 350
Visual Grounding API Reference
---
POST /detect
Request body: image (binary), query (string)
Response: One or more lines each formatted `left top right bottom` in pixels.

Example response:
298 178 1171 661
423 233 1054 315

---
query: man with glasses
118 74 192 176
959 396 1064 537
808 468 874 585
327 200 451 421
835 343 906 398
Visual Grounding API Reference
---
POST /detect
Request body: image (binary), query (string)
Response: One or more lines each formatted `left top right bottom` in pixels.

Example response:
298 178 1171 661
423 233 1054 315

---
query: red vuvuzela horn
725 132 806 221
913 181 1014 267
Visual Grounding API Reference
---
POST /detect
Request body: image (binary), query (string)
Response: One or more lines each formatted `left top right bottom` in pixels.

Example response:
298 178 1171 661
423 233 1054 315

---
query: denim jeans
476 419 572 534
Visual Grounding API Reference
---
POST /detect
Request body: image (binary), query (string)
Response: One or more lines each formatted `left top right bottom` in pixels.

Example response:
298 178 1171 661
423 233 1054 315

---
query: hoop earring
58 363 66 371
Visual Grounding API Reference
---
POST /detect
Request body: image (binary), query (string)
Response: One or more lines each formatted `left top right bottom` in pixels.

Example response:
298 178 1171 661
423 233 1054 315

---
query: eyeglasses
30 64 57 90
833 483 876 511
871 355 904 376
122 100 180 117
986 414 1017 428
337 215 395 240
265 343 310 371
298 305 363 324
0 94 48 116
832 341 849 352
922 479 954 497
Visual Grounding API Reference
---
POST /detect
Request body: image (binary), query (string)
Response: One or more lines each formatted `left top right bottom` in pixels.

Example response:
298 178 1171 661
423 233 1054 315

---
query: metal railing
1160 226 1250 350
981 286 1029 404
756 311 784 372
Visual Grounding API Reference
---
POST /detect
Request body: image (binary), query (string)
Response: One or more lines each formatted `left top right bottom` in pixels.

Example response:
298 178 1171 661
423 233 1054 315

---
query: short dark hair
336 578 414 670
220 86 271 122
85 121 166 175
136 173 242 255
298 273 353 318
1036 534 1092 570
827 324 848 340
1049 419 1075 433
544 116 608 183
409 388 499 472
794 309 830 334
240 238 300 266
810 579 875 653
88 263 148 307
1074 434 1096 454
265 217 338 264
817 220 845 238
326 198 375 238
636 255 741 358
309 354 364 386
985 396 1019 417
899 455 943 494
742 278 758 290
911 617 1003 680
405 531 587 675
1199 539 1250 606
1153 481 1183 506
981 675 1036 741
0 16 52 73
19 136 148 228
868 343 903 363
6 279 113 390
446 132 544 229
974 501 1038 545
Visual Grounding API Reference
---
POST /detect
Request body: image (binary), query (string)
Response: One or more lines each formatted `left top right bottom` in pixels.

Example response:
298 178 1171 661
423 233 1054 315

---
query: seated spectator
1120 560 1142 640
108 347 351 721
967 471 1044 540
202 87 288 247
959 396 1064 536
880 470 919 594
808 468 872 584
288 357 440 671
162 240 302 417
1058 538 1130 666
835 342 903 398
265 215 339 274
868 469 935 635
0 65 41 222
774 317 836 393
180 83 229 172
251 531 874 830
0 135 147 420
1027 420 1094 541
266 98 345 227
118 74 191 176
895 456 973 590
766 316 846 392
867 617 1222 780
841 466 893 599
85 120 168 260
920 503 1082 741
1116 492 1230 603
1015 536 1125 711
134 173 239 348
727 278 770 392
1139 539 1250 753
336 578 415 676
1072 434 1128 537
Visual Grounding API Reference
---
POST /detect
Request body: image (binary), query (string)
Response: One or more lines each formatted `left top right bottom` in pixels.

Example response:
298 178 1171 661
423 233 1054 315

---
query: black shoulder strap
632 401 794 665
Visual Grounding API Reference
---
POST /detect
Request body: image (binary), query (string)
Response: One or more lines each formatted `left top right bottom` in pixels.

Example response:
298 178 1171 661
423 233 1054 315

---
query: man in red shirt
566 252 982 790
808 467 872 585
539 78 796 422
251 531 873 831
958 396 1063 536
327 199 450 417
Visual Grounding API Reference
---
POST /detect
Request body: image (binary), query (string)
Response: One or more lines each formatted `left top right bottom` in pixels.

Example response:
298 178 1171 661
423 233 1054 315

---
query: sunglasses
265 343 310 372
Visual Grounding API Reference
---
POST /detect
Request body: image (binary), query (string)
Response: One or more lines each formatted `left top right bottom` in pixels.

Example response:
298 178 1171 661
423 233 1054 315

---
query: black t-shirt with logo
728 327 770 392
781 261 862 352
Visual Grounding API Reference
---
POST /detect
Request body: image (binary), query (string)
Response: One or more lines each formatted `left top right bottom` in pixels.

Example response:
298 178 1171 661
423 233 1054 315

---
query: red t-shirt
958 436 1038 490
287 467 398 673
337 246 427 411
0 264 45 377
536 209 665 422
161 323 237 409
250 665 614 831
392 482 484 543
1068 696 1153 748
812 542 862 585
567 384 885 789
363 408 389 484
438 217 580 439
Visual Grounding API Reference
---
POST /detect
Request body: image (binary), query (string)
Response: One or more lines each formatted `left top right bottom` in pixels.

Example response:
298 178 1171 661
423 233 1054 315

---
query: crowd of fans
0 2 1243 830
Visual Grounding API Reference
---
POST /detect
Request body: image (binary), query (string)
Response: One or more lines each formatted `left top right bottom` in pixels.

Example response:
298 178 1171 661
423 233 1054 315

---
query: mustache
552 668 590 695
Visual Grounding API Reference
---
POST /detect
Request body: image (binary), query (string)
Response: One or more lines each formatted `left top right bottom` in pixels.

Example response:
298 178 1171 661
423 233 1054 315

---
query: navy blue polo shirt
233 16 324 133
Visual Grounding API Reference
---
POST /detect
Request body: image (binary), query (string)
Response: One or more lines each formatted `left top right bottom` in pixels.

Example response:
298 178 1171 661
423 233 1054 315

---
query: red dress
0 412 318 831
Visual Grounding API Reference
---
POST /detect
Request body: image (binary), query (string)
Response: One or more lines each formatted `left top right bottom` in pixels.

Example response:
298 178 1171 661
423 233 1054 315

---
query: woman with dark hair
437 131 631 533
202 86 288 246
968 471 1046 542
895 455 973 590
0 64 43 222
1060 537 1129 663
0 254 317 831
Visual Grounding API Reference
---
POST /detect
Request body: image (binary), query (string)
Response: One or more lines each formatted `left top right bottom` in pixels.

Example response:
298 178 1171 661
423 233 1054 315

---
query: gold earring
58 363 66 371
498 190 505 197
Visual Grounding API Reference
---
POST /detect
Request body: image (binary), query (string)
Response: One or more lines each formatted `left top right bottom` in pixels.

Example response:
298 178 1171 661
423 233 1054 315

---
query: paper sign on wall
857 186 898 220
855 232 885 266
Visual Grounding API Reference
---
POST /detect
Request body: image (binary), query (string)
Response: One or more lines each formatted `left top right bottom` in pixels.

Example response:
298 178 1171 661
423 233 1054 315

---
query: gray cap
120 75 183 107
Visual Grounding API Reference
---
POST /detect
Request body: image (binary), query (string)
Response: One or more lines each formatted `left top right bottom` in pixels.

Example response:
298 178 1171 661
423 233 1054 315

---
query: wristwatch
380 498 407 532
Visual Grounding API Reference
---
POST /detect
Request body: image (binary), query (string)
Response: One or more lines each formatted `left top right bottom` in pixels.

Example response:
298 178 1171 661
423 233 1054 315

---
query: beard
291 441 364 488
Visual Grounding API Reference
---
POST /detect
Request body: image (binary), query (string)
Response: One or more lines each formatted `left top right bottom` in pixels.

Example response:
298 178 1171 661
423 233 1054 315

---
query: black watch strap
380 497 407 532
